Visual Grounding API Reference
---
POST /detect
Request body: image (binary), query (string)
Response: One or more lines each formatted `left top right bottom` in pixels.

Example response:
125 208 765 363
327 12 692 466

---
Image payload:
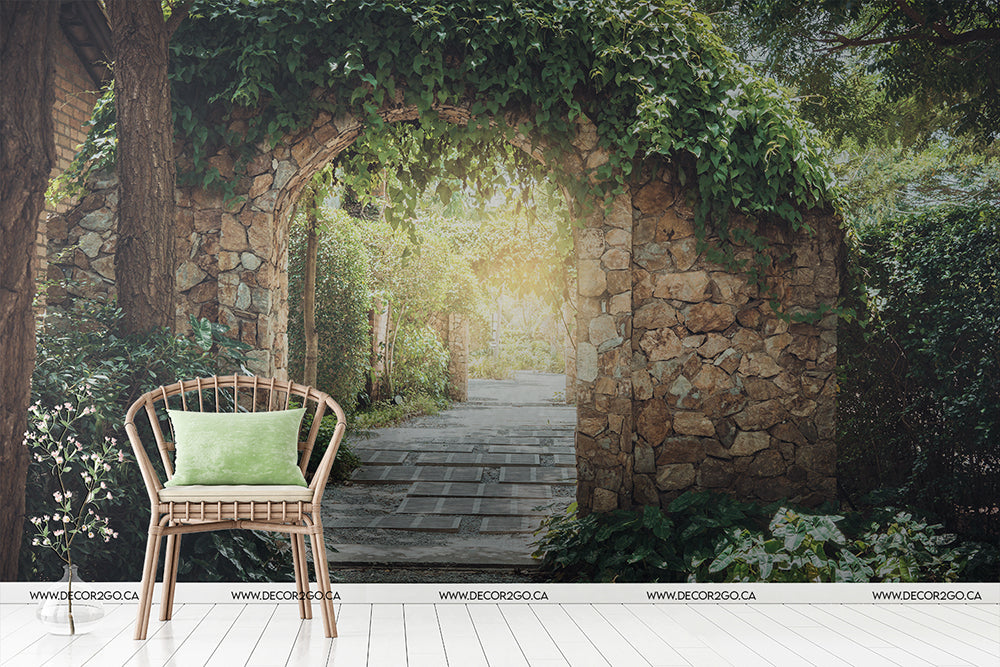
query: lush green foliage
702 1 1000 144
287 207 372 412
304 415 363 484
470 337 564 380
532 491 766 582
21 305 291 583
534 492 984 582
355 393 449 430
838 205 1000 541
67 0 834 310
388 323 451 398
710 508 973 582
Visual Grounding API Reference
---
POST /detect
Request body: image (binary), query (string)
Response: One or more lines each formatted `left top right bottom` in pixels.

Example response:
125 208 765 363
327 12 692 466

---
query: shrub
533 491 982 583
710 508 974 582
839 205 1000 541
389 322 449 398
304 414 362 484
532 491 766 582
288 211 372 414
21 304 292 583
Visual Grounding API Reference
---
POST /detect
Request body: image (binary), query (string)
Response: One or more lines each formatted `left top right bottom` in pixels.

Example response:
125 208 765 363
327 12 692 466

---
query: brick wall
38 30 102 307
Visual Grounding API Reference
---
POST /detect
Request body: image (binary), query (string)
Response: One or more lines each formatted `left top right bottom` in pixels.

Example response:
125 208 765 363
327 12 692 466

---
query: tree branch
164 0 194 36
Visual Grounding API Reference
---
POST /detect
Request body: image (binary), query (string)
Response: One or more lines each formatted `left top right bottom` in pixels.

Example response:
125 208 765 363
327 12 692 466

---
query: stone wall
625 167 840 508
46 102 840 513
38 29 103 309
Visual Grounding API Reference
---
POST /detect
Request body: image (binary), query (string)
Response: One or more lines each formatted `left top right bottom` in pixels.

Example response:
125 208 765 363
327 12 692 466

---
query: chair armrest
309 421 346 505
125 404 164 508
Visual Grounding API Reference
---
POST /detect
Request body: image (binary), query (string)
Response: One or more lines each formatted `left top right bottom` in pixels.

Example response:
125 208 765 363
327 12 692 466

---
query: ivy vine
65 0 836 317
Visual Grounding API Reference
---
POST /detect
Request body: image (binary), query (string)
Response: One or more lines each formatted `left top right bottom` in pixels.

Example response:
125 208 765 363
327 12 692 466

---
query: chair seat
158 484 314 503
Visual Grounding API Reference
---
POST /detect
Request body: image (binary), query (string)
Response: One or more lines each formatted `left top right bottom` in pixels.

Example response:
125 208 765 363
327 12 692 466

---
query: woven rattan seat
125 375 346 639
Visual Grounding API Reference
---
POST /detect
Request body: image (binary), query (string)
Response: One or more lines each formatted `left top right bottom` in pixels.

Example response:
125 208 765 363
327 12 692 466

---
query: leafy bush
469 335 564 379
304 414 362 484
389 323 449 398
532 491 766 582
533 491 983 583
839 205 1000 541
710 508 974 582
288 211 372 414
21 304 292 583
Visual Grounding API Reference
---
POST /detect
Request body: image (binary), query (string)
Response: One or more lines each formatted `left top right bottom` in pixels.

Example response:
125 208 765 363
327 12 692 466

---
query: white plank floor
1 602 997 666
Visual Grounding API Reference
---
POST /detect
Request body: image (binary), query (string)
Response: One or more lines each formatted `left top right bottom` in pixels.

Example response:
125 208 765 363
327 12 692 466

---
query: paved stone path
321 372 575 566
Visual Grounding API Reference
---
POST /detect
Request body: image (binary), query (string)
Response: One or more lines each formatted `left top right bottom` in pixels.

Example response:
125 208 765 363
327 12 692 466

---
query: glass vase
36 564 105 635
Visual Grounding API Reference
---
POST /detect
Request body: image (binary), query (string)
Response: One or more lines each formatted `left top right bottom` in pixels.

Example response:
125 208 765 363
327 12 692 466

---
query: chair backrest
125 375 345 482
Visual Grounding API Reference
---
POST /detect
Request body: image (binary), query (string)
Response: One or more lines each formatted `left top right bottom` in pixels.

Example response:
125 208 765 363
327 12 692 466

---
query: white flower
53 529 64 537
62 515 71 523
106 492 112 499
88 532 94 538
100 482 107 489
53 492 62 502
51 513 59 522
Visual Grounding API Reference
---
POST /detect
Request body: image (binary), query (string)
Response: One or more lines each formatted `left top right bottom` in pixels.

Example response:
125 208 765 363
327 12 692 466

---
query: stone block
655 437 705 464
588 314 618 346
684 302 735 333
734 399 788 430
639 328 684 361
634 302 678 329
672 412 715 437
578 229 605 259
698 458 734 488
656 464 696 491
633 180 672 214
602 247 630 271
175 261 207 292
637 398 670 446
592 488 619 512
730 431 770 456
576 342 598 383
697 333 729 359
653 271 710 302
578 259 606 296
750 449 785 477
649 202 688 237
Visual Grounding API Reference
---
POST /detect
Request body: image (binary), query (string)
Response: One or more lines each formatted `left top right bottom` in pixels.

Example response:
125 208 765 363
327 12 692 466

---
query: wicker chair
124 375 346 640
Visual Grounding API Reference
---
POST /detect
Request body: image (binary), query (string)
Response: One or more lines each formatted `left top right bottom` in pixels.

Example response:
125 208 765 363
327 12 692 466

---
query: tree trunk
108 0 180 335
303 186 319 388
0 0 57 581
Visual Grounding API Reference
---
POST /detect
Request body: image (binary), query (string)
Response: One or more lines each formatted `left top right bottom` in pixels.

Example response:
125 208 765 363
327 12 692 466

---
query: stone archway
48 97 840 513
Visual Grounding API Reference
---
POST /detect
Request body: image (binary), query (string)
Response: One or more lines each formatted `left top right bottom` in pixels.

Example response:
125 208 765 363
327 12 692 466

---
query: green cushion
163 408 308 487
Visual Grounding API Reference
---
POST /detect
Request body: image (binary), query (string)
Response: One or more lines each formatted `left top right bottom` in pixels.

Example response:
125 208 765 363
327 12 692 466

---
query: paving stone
359 451 409 464
499 467 576 485
480 516 545 534
552 454 577 467
351 465 483 483
325 516 462 533
407 482 552 499
415 452 540 466
350 441 476 453
369 516 462 532
396 497 551 516
487 445 576 455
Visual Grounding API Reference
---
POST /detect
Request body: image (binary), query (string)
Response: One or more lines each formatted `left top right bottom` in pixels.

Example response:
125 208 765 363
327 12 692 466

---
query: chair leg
134 523 163 640
308 527 337 638
297 533 312 620
291 532 309 620
160 532 181 621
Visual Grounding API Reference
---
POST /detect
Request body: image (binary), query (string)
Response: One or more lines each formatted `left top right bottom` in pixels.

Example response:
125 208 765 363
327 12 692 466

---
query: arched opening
267 108 588 565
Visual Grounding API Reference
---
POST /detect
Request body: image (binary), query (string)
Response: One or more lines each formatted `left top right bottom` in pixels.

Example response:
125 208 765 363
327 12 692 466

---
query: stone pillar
446 313 469 402
629 166 840 508
574 190 635 514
